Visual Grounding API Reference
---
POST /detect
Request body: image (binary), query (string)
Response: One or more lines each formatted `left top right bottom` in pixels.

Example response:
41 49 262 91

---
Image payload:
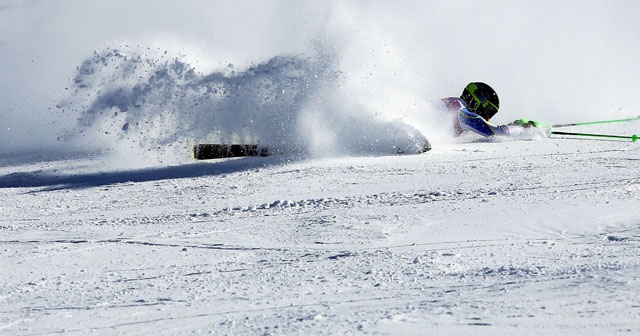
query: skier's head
460 82 500 120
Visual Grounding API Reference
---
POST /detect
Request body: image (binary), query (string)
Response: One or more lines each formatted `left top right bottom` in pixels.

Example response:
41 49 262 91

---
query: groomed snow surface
2 124 639 335
2 2 640 334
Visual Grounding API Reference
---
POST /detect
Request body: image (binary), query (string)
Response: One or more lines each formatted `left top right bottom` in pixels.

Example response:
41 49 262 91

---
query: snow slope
1 125 640 335
2 0 640 335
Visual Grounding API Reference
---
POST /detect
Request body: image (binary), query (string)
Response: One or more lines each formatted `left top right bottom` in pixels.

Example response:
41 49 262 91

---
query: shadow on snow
0 156 290 192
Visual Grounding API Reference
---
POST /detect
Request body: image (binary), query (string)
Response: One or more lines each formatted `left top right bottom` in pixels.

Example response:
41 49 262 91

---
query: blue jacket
442 97 518 137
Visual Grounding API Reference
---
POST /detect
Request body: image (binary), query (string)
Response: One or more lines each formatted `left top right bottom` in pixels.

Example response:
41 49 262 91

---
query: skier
442 82 542 138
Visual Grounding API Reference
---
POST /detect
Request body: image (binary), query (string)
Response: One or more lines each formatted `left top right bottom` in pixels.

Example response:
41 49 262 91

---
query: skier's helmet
460 82 500 120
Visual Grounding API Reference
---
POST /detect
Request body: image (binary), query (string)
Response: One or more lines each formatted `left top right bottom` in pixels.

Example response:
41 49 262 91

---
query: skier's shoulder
441 97 466 110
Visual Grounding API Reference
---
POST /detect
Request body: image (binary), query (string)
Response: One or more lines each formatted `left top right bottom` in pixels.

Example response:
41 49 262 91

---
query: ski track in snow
2 131 640 335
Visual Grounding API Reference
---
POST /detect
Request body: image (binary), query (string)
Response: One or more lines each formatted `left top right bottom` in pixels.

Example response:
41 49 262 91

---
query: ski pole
550 131 639 142
550 115 640 128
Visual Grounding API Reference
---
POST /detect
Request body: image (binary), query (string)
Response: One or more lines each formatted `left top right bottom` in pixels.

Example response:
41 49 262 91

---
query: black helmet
460 82 500 120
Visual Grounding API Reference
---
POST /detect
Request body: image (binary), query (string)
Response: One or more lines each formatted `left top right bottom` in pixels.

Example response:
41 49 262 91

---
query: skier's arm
458 107 523 137
442 97 540 137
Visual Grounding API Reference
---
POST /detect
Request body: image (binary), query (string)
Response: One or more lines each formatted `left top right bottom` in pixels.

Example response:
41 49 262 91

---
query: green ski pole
551 115 640 128
550 131 639 142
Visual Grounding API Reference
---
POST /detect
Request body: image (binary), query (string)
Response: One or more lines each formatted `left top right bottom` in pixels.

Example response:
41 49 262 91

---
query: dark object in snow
193 144 270 160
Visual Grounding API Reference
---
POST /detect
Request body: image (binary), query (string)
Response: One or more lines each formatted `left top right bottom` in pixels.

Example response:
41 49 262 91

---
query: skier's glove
511 119 541 128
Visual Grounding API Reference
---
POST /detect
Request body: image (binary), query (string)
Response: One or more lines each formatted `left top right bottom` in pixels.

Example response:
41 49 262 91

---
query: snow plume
56 47 428 166
3 1 640 160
